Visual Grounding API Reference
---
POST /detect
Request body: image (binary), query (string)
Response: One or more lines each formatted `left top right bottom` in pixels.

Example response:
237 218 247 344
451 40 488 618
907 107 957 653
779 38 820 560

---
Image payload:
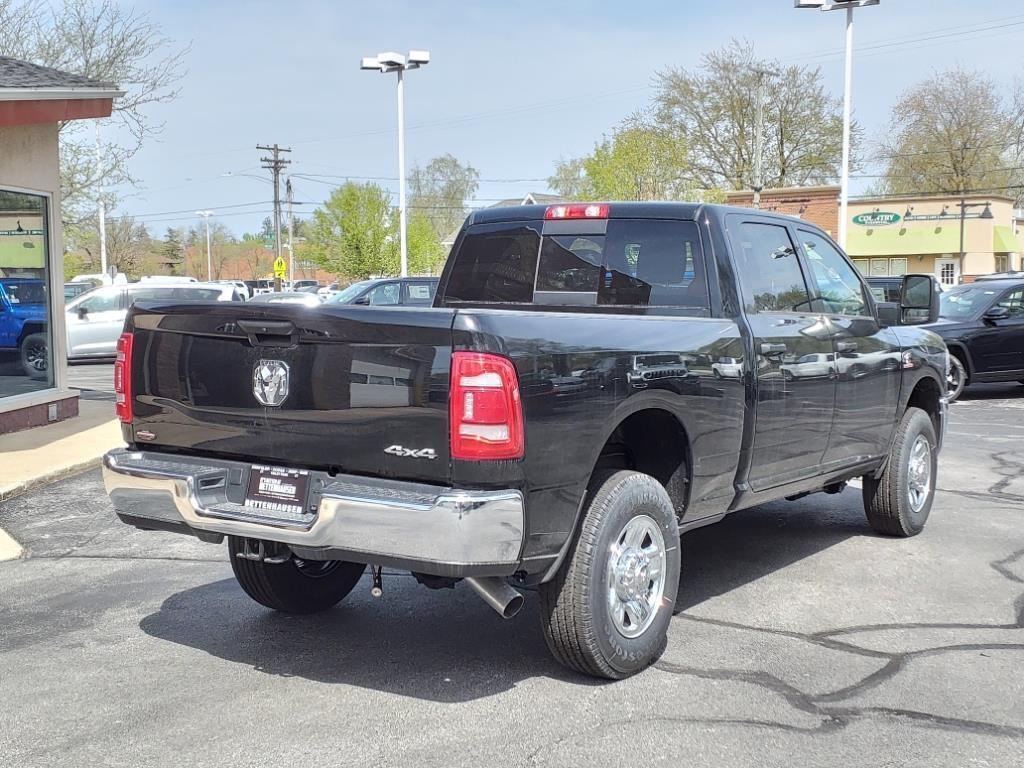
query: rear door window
404 281 437 304
731 222 812 313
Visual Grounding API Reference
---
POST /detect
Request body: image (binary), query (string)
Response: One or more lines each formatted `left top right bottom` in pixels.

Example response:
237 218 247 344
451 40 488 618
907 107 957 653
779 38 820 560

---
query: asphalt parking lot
1 382 1022 767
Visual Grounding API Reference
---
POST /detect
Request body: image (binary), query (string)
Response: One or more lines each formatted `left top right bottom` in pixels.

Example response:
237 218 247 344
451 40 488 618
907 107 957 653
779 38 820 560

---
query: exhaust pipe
465 577 525 619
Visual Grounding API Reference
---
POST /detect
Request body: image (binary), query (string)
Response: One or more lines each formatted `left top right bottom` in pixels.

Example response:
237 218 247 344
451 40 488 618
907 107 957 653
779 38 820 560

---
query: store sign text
852 212 901 227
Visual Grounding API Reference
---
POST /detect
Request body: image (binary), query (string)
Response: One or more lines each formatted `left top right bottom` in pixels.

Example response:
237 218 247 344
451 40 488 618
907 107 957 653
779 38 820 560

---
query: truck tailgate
126 302 455 484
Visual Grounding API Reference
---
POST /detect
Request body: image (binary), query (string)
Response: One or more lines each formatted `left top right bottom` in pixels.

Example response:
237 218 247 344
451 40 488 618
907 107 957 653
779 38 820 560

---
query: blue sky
114 0 1024 236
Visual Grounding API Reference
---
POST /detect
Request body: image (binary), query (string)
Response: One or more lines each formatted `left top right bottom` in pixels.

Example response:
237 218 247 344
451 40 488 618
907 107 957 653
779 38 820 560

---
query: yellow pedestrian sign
273 256 287 279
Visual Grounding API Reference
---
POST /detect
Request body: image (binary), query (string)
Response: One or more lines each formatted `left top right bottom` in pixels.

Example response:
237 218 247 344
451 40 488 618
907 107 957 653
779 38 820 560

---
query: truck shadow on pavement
138 493 871 703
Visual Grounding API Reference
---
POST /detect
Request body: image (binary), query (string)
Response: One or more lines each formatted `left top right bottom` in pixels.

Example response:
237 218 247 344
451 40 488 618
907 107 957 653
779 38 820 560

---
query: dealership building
727 185 1022 285
845 194 1021 285
0 57 121 434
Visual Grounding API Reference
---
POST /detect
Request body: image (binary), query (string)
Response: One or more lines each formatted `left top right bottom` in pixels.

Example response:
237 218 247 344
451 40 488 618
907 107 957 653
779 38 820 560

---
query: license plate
244 464 310 517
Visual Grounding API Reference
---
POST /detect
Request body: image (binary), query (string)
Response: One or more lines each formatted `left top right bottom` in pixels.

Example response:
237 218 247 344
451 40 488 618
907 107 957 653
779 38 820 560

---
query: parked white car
65 282 240 360
711 356 743 379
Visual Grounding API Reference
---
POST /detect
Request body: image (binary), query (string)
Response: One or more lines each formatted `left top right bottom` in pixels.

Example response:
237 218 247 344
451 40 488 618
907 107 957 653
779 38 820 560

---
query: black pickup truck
103 203 948 679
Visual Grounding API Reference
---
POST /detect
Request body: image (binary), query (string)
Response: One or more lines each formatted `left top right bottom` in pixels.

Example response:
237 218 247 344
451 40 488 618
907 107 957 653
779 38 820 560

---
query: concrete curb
0 526 23 561
0 455 103 503
0 457 105 561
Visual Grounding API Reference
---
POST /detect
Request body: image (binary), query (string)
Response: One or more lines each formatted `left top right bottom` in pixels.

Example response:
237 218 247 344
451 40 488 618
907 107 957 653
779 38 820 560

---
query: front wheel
19 333 48 380
862 407 937 537
228 537 366 614
539 470 681 679
946 355 967 402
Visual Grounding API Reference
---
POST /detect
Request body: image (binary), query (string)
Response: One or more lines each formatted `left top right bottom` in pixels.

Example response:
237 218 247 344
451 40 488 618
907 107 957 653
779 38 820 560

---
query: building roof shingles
0 56 116 90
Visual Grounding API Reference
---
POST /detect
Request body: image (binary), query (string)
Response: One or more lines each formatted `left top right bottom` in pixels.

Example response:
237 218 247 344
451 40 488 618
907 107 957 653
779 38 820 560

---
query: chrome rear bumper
103 449 525 576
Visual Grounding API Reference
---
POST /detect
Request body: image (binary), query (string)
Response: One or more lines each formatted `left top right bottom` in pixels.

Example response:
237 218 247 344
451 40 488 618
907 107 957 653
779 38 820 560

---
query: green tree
550 111 695 201
406 212 447 275
874 67 1024 203
303 182 397 279
653 40 855 191
0 0 188 227
409 154 480 240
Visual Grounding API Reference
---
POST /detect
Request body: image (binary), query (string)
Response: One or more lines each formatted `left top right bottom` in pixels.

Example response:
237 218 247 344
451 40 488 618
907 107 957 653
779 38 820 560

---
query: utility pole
196 210 213 280
286 177 295 284
96 121 108 278
257 143 292 289
751 67 778 210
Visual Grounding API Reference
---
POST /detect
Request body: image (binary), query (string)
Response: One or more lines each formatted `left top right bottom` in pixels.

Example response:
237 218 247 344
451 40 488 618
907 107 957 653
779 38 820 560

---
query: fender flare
540 396 694 583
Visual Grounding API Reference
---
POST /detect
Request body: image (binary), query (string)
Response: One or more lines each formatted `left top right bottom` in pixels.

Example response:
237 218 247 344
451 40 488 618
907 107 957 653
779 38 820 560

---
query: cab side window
732 222 811 313
997 288 1024 317
76 288 122 313
798 231 869 316
366 283 400 305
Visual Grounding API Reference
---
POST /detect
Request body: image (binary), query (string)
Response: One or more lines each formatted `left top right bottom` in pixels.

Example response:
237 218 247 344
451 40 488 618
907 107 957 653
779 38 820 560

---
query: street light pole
396 67 407 278
956 200 995 283
839 5 854 249
196 210 213 280
361 50 430 278
795 0 880 248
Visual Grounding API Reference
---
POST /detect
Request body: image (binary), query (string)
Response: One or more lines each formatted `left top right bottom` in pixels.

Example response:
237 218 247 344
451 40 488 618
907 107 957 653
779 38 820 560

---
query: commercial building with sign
0 57 121 434
845 194 1021 285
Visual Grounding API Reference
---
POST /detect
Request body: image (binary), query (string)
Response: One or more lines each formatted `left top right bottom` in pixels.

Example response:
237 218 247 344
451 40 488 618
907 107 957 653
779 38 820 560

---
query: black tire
862 407 937 537
539 470 681 679
19 332 48 380
228 537 365 614
946 354 967 402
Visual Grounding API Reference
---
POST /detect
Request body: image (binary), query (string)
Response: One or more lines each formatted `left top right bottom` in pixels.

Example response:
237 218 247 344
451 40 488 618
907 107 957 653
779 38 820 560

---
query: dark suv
926 278 1024 400
326 277 439 306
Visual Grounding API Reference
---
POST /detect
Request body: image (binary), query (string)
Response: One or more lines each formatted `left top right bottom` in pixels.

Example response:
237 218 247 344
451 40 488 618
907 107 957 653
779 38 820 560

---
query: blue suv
0 278 48 380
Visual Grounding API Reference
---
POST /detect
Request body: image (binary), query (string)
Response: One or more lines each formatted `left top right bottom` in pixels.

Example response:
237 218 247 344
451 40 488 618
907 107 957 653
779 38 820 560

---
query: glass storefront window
0 189 52 396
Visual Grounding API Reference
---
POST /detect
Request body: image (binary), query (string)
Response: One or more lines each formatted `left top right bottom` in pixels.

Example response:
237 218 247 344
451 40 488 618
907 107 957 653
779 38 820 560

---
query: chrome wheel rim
26 341 47 371
292 558 340 578
907 435 932 513
606 514 666 639
947 359 963 397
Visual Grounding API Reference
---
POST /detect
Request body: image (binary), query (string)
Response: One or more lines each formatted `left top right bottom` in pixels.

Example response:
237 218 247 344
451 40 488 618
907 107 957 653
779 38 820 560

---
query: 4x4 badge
385 445 437 460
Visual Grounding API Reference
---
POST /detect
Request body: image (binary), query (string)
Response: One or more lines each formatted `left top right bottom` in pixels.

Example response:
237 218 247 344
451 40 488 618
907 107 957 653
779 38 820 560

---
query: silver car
65 282 240 360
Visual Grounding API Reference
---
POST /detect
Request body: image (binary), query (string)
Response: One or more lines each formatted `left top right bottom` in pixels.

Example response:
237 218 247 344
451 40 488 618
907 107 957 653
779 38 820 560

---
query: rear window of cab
442 219 710 313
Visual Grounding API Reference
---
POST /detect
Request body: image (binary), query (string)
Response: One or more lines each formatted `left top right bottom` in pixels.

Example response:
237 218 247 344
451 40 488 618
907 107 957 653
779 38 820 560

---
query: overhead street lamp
360 49 430 278
195 210 214 281
795 0 880 250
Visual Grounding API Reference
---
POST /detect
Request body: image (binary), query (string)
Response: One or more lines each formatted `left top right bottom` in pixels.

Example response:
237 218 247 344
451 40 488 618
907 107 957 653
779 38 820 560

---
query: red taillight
450 352 524 460
114 332 133 423
544 203 609 220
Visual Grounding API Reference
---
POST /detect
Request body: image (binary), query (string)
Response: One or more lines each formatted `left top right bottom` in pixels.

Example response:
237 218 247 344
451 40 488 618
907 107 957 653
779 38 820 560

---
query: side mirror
76 305 89 319
898 274 940 325
983 305 1010 322
352 295 371 306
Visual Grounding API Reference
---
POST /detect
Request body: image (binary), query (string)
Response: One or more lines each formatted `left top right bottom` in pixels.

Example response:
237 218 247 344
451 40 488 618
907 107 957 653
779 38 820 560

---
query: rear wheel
19 333 47 380
228 537 365 614
862 407 937 537
946 354 967 402
539 470 681 679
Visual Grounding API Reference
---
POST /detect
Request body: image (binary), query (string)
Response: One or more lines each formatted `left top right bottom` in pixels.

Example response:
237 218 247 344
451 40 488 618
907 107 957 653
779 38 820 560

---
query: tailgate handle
236 319 297 348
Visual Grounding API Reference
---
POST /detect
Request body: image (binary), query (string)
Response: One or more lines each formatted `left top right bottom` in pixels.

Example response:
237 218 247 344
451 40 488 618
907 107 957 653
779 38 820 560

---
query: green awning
994 225 1021 253
0 237 45 268
845 225 961 257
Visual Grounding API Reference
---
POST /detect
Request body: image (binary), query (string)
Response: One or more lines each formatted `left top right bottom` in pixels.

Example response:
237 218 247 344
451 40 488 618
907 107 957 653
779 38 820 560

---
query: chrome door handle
760 343 787 355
